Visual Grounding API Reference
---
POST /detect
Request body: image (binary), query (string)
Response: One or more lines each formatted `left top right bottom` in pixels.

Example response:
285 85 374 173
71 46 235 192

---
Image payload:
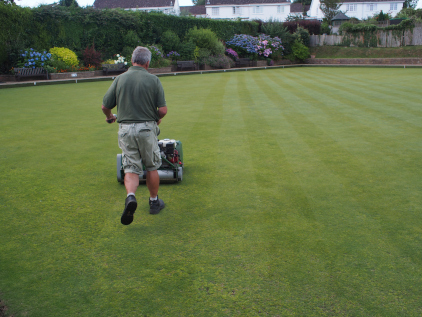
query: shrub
226 34 284 60
160 30 181 53
283 20 322 35
16 48 52 68
166 51 180 61
196 48 211 65
261 19 288 38
321 21 331 34
226 34 259 58
204 55 234 68
179 41 196 61
148 44 165 68
256 34 283 58
226 48 239 60
291 39 310 62
49 47 79 67
293 27 310 47
184 27 224 56
82 45 102 68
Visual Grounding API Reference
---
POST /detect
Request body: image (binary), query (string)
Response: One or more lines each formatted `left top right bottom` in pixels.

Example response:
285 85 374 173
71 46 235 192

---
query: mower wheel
117 154 124 183
177 166 183 182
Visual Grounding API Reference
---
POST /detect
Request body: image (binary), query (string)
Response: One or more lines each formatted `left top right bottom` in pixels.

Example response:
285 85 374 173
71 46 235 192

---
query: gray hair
132 46 151 65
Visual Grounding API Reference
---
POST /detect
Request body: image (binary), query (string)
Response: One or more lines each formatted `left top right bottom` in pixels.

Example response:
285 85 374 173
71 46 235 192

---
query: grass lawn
0 67 421 316
310 45 422 58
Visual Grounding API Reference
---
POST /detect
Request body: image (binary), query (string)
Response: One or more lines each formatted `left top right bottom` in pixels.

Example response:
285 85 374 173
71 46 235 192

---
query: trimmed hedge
0 3 259 74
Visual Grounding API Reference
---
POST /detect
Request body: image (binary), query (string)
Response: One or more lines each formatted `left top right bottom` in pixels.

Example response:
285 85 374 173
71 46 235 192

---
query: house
180 5 207 17
93 0 181 15
290 2 311 18
307 0 405 21
205 0 292 22
331 11 350 33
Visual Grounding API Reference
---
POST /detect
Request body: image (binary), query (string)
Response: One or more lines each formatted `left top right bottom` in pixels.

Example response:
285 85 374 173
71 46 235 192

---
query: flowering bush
256 34 283 58
17 48 52 68
226 34 258 57
49 47 79 67
113 54 127 65
166 51 180 60
225 48 239 61
148 45 165 68
226 34 284 60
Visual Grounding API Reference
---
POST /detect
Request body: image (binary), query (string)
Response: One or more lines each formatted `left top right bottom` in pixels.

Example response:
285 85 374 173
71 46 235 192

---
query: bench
176 61 196 71
14 67 48 81
102 63 127 76
235 58 255 68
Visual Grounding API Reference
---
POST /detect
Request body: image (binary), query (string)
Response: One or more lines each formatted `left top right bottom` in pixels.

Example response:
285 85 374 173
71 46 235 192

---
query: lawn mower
116 138 184 184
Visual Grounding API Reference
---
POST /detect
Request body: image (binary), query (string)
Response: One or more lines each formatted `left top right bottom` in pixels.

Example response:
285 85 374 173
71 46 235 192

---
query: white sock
150 196 158 201
127 193 135 197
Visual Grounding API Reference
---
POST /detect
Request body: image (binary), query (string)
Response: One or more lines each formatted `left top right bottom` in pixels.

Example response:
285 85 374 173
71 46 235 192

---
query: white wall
206 4 291 21
308 0 404 20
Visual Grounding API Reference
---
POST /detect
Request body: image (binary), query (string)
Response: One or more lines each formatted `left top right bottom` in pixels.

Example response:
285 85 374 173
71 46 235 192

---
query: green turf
0 68 421 316
310 45 422 58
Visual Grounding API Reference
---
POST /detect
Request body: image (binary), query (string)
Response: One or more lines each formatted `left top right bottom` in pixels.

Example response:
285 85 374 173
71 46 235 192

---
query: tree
319 0 343 24
59 0 79 7
403 0 418 8
0 0 15 3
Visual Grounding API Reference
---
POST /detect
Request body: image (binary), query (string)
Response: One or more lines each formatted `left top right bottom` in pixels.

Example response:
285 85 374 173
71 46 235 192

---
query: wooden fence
310 23 422 47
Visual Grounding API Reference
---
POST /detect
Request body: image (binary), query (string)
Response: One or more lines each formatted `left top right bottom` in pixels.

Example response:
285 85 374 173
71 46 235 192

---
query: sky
15 0 422 9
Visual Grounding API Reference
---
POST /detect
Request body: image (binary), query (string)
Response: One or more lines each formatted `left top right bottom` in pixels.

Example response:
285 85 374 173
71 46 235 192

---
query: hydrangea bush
226 34 284 60
148 45 166 68
225 48 239 60
17 48 52 68
166 51 180 60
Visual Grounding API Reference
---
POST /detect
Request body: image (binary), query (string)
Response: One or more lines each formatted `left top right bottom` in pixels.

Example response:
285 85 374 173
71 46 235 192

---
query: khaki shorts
118 121 162 174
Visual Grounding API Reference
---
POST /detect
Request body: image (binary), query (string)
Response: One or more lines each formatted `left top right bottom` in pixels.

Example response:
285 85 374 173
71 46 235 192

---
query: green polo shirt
102 66 167 123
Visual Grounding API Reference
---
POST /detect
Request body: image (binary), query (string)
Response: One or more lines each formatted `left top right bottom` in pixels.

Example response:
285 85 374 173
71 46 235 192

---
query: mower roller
117 138 184 184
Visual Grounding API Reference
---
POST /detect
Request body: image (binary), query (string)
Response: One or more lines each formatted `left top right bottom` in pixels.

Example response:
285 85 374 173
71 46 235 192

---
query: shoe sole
149 199 165 215
121 200 137 225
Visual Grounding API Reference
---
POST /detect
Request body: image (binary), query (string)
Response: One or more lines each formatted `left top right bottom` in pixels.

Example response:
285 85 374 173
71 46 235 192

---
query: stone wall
305 58 422 65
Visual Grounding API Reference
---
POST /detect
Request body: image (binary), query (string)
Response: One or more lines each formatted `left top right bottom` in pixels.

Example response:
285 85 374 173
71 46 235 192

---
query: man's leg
147 169 165 214
125 172 140 195
121 172 139 225
146 169 159 198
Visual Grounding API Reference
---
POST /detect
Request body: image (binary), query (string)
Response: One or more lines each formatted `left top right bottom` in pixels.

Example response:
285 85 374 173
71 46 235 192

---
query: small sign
71 73 78 77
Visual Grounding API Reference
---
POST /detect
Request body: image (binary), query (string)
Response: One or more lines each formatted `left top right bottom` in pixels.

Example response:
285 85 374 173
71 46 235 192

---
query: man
102 46 168 225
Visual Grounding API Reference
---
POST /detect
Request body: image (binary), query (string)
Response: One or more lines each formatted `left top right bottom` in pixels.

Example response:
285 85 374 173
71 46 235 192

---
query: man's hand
106 115 117 124
102 105 116 124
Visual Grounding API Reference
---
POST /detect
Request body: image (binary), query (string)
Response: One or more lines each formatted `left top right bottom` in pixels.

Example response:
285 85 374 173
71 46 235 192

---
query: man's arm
157 106 167 125
102 105 116 124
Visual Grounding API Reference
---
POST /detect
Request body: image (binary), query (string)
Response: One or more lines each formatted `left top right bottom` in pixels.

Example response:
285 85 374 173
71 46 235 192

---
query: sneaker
121 195 137 225
149 197 165 215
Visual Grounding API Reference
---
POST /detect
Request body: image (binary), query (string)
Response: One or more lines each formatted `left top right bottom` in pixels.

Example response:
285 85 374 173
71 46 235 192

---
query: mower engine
117 139 183 184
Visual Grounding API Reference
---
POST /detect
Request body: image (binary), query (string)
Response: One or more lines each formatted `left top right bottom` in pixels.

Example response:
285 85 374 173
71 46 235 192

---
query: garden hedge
0 3 259 74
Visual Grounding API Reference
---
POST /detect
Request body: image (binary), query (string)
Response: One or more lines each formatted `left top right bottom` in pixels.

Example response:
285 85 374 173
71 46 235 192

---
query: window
233 6 241 14
212 7 219 15
390 3 398 10
347 4 357 11
277 5 284 13
367 3 377 11
253 6 263 14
